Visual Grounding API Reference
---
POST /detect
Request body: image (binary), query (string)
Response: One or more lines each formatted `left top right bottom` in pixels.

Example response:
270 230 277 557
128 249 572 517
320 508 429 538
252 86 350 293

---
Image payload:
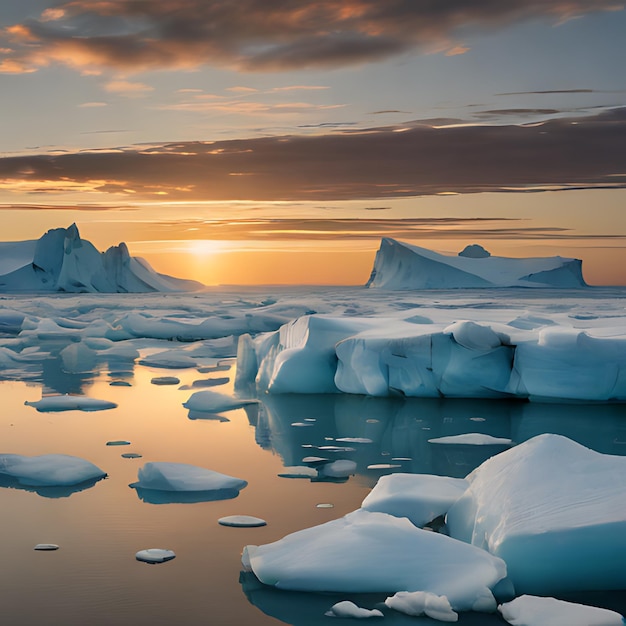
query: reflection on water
256 394 626 481
0 474 105 499
131 486 245 505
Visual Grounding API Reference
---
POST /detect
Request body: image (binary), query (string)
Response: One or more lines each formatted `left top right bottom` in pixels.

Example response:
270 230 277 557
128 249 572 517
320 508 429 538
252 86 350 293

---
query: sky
1 0 625 286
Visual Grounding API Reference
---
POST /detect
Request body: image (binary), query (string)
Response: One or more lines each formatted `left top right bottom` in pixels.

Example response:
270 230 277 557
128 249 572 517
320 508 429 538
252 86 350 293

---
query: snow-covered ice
325 601 383 619
498 595 625 626
34 544 60 551
384 590 459 622
218 515 267 527
24 395 117 412
182 390 257 413
446 434 626 593
428 434 513 446
361 473 468 527
243 509 507 612
130 462 247 493
0 454 106 487
135 548 176 564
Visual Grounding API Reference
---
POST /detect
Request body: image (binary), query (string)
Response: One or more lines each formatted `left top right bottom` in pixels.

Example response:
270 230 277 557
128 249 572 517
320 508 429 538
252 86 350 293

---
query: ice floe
135 549 176 564
0 453 106 487
34 544 60 551
498 595 625 626
384 590 459 622
243 509 506 612
218 515 267 527
325 601 383 619
24 395 117 412
182 390 257 413
428 434 513 446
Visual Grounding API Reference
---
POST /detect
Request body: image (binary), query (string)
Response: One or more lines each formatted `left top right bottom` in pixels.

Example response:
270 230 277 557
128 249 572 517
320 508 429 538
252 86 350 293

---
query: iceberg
366 238 587 289
325 601 384 619
384 590 459 622
0 453 106 487
182 390 257 413
0 224 202 293
24 395 118 412
243 509 507 612
498 595 625 626
360 473 468 527
446 434 626 594
135 548 176 564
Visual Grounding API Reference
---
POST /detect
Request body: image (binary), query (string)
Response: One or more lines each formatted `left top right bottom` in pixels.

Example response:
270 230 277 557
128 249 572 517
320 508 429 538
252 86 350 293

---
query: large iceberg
0 224 202 293
446 434 626 594
366 238 587 289
243 509 507 612
0 453 106 487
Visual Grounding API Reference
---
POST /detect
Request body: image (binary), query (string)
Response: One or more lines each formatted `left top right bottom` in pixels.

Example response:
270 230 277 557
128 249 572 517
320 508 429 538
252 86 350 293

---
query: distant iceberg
0 223 202 293
366 238 587 289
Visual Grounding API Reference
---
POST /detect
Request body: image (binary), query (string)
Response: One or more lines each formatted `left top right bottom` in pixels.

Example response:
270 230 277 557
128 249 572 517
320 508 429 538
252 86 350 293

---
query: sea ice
384 590 458 622
361 473 468 527
135 548 176 564
182 390 257 413
218 515 267 527
446 434 626 593
129 462 247 493
24 395 118 412
324 601 383 619
150 376 181 385
498 595 626 626
428 434 513 446
34 544 59 551
0 454 106 487
243 509 506 612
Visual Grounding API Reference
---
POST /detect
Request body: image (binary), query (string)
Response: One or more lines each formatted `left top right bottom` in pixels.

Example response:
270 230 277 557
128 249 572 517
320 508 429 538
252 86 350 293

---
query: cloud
104 80 154 97
0 108 625 201
77 101 108 108
1 0 622 73
496 89 596 96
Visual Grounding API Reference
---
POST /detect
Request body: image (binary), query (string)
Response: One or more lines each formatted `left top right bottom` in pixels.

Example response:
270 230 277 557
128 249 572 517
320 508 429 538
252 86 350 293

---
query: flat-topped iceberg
366 238 587 289
0 453 106 487
243 509 507 612
446 434 626 593
24 395 118 412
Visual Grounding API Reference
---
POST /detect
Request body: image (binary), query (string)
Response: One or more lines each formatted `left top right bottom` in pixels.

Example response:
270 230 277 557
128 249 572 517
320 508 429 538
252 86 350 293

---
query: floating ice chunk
290 422 314 427
109 380 131 387
428 434 513 446
150 376 180 385
178 377 229 390
243 509 506 611
385 591 458 622
301 456 330 465
315 503 334 509
130 462 247 493
121 453 142 459
106 440 130 446
59 342 97 373
24 395 117 412
34 544 59 551
135 549 176 564
320 460 357 478
498 595 625 626
367 464 401 470
218 515 267 527
182 390 257 413
361 473 468 527
139 351 197 369
335 437 373 444
446 434 626 593
0 454 106 487
277 466 318 479
325 601 383 619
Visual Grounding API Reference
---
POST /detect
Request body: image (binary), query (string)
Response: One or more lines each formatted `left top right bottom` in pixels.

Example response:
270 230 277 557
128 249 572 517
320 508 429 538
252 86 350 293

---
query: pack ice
446 434 626 594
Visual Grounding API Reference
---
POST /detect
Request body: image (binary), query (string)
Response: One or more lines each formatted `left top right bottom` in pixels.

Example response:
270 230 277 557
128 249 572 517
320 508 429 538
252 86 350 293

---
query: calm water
1 363 626 625
1 286 626 625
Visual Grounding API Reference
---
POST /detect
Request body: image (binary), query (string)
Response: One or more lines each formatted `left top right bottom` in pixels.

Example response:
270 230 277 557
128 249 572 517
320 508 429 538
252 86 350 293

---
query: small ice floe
320 460 357 479
34 544 59 551
316 503 334 509
385 591 458 622
121 453 142 459
367 464 401 470
178 377 229 390
335 437 373 444
361 473 468 528
150 376 180 385
428 433 513 446
498 595 625 626
139 351 197 369
135 548 176 564
182 390 257 414
106 440 131 446
291 422 314 427
317 446 356 453
218 515 267 528
0 453 106 488
277 466 318 479
325 601 383 619
301 456 330 466
109 380 132 387
24 395 118 412
129 462 247 503
197 363 231 374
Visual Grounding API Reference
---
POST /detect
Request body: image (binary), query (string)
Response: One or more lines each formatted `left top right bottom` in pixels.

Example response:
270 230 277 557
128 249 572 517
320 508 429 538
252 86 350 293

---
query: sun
187 239 227 258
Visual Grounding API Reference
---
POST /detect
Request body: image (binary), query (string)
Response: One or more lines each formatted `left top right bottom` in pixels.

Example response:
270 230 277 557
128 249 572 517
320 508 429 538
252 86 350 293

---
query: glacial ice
446 434 626 593
498 595 625 626
24 395 118 412
360 473 468 527
384 590 458 622
325 601 383 619
130 462 248 493
243 509 506 612
0 454 106 487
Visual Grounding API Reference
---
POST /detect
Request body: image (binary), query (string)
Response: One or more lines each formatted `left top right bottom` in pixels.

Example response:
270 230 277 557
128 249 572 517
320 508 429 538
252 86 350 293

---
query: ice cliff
0 224 202 293
366 238 587 289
